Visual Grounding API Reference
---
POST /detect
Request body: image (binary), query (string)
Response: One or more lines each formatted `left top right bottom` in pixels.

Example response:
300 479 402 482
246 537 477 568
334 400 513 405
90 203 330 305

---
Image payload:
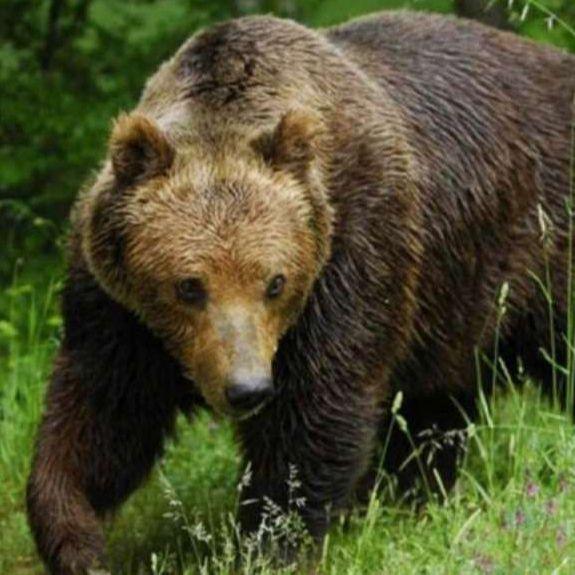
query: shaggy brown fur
28 11 574 574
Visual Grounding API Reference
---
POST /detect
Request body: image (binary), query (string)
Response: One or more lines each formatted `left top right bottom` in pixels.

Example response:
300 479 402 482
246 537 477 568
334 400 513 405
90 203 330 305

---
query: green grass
1 268 575 575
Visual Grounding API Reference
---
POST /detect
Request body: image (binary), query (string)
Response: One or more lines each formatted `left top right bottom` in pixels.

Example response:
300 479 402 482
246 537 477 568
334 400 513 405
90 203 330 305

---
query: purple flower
515 509 526 527
473 554 495 574
525 481 539 498
545 499 557 516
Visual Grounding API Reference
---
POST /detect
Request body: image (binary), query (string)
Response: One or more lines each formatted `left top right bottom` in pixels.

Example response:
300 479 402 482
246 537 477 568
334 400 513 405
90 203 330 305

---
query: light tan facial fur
79 112 332 413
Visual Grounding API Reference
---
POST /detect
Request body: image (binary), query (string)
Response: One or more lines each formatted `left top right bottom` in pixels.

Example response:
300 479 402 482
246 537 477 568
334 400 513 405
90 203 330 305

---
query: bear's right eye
176 278 207 307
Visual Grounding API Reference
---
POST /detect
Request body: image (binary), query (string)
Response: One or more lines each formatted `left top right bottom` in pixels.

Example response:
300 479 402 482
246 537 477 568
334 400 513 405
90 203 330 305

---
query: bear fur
27 11 575 574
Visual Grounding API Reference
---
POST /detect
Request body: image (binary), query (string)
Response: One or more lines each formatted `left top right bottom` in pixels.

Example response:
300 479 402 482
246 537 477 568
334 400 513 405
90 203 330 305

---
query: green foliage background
1 0 574 279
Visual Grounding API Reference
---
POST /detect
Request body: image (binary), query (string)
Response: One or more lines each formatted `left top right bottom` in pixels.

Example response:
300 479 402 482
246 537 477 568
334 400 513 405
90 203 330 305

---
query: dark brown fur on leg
237 385 381 544
27 258 193 575
500 305 571 410
379 392 477 502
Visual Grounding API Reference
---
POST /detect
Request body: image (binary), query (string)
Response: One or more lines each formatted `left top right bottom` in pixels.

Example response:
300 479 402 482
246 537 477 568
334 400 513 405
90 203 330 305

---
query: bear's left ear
109 113 175 188
253 110 324 180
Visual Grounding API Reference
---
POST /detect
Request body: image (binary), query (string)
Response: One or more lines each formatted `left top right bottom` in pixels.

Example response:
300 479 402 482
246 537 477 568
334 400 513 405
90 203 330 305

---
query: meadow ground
0 262 574 575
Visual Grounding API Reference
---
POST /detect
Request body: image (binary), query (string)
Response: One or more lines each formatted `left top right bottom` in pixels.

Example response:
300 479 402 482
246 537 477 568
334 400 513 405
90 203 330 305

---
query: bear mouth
233 395 273 421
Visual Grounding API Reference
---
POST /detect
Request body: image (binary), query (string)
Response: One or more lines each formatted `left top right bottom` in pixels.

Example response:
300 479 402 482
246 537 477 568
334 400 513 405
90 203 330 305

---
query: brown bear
27 10 574 575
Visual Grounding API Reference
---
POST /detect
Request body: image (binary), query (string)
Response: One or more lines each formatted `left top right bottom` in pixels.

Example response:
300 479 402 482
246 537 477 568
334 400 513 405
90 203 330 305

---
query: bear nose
226 376 274 412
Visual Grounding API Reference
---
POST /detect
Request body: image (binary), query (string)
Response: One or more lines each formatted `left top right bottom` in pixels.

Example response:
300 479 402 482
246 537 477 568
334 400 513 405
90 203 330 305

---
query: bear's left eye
176 278 207 307
266 274 286 299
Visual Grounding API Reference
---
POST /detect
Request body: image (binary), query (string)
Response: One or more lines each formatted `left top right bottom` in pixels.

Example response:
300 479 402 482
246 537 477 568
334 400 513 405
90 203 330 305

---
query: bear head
78 110 333 416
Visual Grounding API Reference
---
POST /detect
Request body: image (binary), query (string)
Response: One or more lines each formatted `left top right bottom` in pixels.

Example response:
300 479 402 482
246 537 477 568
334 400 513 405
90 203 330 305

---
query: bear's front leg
27 263 190 575
27 348 183 575
236 380 382 547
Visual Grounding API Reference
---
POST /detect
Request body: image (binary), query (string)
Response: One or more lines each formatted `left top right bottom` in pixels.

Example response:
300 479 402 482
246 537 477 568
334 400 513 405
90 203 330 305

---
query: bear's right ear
252 110 324 181
109 113 175 188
